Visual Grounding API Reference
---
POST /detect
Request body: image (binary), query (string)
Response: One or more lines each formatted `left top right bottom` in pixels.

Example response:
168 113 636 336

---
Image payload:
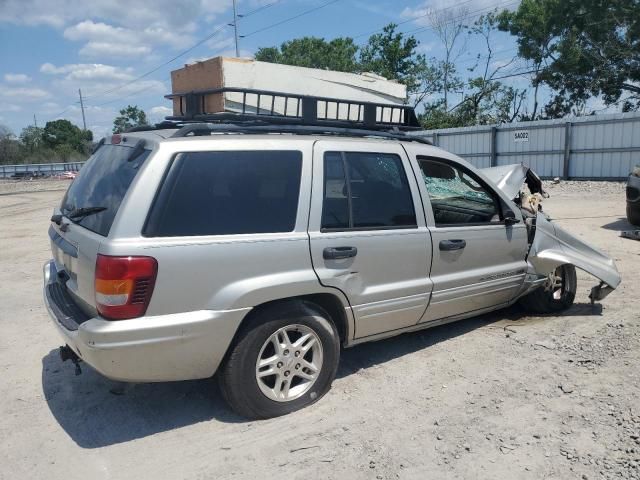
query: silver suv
43 94 620 419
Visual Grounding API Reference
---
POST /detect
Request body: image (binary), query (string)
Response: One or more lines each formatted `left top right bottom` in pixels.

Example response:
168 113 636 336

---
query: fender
528 214 621 301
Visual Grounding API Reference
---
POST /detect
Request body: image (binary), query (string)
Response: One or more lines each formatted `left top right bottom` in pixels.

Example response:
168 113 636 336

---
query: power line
240 0 342 38
238 0 282 18
491 68 540 81
83 23 230 101
353 0 480 39
401 0 519 38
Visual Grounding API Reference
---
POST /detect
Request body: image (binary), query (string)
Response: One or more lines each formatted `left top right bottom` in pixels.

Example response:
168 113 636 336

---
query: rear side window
145 150 302 237
321 151 416 230
61 144 150 237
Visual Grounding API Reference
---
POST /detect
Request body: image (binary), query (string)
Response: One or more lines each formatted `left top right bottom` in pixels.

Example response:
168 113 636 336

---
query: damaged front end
528 214 621 302
483 163 622 302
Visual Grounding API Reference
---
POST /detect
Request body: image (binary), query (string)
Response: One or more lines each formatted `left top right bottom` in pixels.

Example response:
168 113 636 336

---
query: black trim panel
48 225 78 258
46 278 90 332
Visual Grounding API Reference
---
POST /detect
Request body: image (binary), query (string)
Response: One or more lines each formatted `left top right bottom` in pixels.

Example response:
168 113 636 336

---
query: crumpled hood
482 163 546 199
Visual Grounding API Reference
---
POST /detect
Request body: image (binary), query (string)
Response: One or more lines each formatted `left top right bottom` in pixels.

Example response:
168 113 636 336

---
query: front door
411 154 530 322
308 141 432 339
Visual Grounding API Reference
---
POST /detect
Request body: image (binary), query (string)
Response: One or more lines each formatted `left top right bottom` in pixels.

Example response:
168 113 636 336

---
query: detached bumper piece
589 282 615 303
620 230 640 241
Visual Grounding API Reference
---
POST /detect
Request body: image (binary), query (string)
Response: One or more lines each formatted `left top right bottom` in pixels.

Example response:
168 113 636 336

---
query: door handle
323 246 358 260
439 239 466 251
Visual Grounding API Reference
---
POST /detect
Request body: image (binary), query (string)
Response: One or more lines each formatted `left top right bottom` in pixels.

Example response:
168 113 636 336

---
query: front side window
145 150 302 236
419 157 501 226
321 151 416 230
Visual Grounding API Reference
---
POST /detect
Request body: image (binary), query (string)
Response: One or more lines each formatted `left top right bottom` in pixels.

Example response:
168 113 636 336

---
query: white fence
413 112 640 179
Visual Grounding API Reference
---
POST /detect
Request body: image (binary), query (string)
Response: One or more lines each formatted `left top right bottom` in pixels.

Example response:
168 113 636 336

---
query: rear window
61 143 150 237
144 150 303 237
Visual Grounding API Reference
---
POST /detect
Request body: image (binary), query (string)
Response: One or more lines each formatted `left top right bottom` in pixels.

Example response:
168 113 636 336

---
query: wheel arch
225 292 353 360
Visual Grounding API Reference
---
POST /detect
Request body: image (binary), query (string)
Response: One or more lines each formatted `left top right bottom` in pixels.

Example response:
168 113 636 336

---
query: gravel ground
543 180 627 197
0 178 71 196
0 183 638 480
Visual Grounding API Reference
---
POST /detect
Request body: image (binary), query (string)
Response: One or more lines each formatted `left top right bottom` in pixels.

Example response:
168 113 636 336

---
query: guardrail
0 162 85 179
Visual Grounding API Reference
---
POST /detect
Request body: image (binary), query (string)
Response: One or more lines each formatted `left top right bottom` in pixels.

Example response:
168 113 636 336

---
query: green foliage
359 24 424 91
43 119 92 154
0 120 91 165
498 0 640 112
19 126 44 152
113 105 149 133
255 37 360 73
0 135 23 165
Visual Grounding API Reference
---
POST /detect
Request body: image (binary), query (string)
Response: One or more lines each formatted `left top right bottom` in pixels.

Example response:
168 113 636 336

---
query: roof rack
167 122 433 145
164 87 422 131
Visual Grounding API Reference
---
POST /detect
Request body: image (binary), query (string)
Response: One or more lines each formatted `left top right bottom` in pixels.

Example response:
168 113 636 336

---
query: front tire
219 301 340 419
519 264 577 314
627 204 640 226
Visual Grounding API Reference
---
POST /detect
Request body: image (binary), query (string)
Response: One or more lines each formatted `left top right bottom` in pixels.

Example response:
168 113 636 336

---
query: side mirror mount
504 209 520 226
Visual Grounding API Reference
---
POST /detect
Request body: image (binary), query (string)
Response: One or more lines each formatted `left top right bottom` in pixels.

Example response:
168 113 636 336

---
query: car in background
627 166 640 226
58 171 78 180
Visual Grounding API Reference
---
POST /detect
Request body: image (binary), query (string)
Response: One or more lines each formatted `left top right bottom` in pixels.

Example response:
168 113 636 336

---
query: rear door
50 139 150 314
405 150 529 322
308 140 432 339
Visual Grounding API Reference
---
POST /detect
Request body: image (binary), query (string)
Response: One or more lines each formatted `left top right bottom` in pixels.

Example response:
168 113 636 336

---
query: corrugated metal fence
414 112 640 179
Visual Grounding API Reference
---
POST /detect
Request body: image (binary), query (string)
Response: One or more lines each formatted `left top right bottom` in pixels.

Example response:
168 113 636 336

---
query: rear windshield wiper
67 206 107 219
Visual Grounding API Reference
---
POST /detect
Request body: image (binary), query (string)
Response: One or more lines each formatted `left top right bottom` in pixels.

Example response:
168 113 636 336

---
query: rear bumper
43 260 250 382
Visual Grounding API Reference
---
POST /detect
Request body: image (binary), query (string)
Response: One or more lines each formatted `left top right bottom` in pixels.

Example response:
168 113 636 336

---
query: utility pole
232 0 240 57
78 88 87 130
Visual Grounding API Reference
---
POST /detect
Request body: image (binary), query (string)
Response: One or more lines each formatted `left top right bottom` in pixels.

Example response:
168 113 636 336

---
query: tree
499 0 640 112
113 105 149 133
359 24 424 94
19 126 44 152
419 12 527 128
429 6 469 110
42 119 92 154
0 124 11 139
255 37 359 72
0 125 23 165
454 13 526 124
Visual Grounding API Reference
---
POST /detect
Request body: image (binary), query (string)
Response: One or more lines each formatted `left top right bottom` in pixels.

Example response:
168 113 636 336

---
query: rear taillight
95 254 158 320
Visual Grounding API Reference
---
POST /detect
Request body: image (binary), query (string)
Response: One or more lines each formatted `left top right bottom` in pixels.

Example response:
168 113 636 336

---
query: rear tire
219 300 340 419
519 264 577 314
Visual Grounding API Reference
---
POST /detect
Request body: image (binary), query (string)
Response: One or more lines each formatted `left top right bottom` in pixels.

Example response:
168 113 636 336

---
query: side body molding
528 214 621 300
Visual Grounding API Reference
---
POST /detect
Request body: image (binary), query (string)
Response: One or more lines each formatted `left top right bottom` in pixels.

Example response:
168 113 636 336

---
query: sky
0 0 529 138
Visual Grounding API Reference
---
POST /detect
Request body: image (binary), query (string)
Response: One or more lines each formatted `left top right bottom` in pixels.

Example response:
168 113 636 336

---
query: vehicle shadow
601 217 634 231
337 302 601 378
42 303 602 448
41 350 244 449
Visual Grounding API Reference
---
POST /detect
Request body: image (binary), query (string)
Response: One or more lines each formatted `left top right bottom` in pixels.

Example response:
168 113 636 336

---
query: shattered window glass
419 158 500 225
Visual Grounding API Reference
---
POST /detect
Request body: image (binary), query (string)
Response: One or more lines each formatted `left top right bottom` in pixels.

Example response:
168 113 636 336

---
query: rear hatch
49 138 150 315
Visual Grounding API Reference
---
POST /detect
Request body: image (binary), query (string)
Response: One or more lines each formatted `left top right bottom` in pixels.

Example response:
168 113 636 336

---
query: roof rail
165 87 422 131
168 122 432 145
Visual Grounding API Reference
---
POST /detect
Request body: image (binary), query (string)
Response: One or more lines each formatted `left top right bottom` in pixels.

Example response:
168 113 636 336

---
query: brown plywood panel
170 57 225 115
